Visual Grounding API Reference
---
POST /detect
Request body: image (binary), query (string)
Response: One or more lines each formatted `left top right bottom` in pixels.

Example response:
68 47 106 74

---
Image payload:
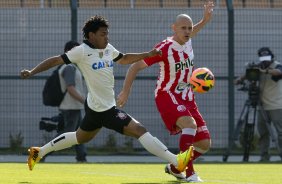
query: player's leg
129 118 192 172
40 103 102 158
103 107 191 172
72 110 87 162
41 110 85 162
177 116 197 153
168 115 197 180
164 119 196 180
27 128 99 170
185 138 210 183
155 92 195 180
61 110 87 162
184 105 211 182
27 102 101 170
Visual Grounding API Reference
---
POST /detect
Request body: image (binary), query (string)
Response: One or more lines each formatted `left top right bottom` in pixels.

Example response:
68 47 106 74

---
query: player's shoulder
154 38 173 51
162 37 174 45
104 43 116 50
69 43 84 53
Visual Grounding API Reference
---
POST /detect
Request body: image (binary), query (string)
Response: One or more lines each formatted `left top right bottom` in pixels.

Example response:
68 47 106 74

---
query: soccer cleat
186 173 203 183
176 146 194 172
27 147 41 171
165 164 186 180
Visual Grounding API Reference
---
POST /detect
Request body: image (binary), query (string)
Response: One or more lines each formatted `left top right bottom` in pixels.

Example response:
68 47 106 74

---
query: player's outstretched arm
117 49 161 65
191 0 214 38
20 56 64 79
117 60 148 108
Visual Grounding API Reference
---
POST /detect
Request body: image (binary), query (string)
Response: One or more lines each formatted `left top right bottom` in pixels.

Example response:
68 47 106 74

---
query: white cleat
164 164 186 180
186 173 203 183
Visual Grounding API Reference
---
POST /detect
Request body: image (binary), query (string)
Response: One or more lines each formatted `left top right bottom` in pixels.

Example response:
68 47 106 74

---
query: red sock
173 128 196 174
186 150 203 177
193 150 202 160
179 133 194 152
186 160 195 177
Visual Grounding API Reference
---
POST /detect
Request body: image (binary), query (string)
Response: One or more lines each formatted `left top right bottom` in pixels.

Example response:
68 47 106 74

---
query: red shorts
155 91 210 142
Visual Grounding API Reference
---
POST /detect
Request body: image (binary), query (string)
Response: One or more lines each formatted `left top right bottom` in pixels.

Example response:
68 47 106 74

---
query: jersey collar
83 40 96 49
168 37 188 51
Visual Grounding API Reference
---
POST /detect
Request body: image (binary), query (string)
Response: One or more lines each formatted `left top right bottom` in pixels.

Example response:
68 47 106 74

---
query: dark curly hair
82 15 109 39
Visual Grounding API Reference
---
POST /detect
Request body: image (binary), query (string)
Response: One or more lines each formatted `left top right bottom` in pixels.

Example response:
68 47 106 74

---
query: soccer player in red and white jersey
118 1 214 182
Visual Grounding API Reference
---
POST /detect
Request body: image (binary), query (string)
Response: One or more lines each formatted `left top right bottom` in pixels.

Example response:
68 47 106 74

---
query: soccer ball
189 67 215 93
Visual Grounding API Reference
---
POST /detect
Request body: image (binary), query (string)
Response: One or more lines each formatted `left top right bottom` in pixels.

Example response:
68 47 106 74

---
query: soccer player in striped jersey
118 1 214 182
21 15 193 173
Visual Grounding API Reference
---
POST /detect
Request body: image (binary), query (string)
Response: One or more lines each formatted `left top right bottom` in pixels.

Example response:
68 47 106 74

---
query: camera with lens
246 47 275 82
240 60 271 107
238 47 274 106
238 62 263 107
245 62 261 82
39 113 64 132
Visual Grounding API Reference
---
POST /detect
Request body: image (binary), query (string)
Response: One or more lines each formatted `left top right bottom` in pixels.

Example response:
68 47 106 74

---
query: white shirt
62 41 122 112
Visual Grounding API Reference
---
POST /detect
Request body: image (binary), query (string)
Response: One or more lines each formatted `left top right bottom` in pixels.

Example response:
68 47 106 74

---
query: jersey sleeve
61 45 84 64
143 54 163 66
108 44 124 62
143 43 164 66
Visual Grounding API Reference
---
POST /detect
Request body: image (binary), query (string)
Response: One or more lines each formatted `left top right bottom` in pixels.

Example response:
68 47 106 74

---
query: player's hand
203 0 214 23
148 49 162 57
20 69 32 79
116 90 130 108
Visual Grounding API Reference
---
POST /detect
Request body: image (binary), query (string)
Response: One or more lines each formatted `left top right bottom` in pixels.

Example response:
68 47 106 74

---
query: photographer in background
235 47 282 161
58 41 87 162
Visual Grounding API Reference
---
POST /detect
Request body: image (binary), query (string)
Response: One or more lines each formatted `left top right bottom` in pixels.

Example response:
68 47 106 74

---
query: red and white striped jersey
143 37 195 101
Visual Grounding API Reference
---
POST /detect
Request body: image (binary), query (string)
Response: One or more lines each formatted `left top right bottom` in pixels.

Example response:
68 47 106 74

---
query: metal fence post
70 0 78 41
226 0 235 156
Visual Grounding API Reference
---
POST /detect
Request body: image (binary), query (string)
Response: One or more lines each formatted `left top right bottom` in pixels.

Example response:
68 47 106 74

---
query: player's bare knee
194 139 211 153
132 124 147 138
76 135 91 144
177 116 197 129
76 128 98 144
123 120 147 138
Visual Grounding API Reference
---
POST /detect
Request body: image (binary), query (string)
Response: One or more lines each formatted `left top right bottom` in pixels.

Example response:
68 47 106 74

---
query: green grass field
1 163 281 184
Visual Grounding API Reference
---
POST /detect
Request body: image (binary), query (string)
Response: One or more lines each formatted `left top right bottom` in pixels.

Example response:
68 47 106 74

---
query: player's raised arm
116 49 161 65
191 0 214 38
117 60 148 107
20 56 64 79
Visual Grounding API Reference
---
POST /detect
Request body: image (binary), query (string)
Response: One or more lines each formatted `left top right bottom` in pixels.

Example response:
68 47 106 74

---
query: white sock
138 132 177 166
39 132 78 158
